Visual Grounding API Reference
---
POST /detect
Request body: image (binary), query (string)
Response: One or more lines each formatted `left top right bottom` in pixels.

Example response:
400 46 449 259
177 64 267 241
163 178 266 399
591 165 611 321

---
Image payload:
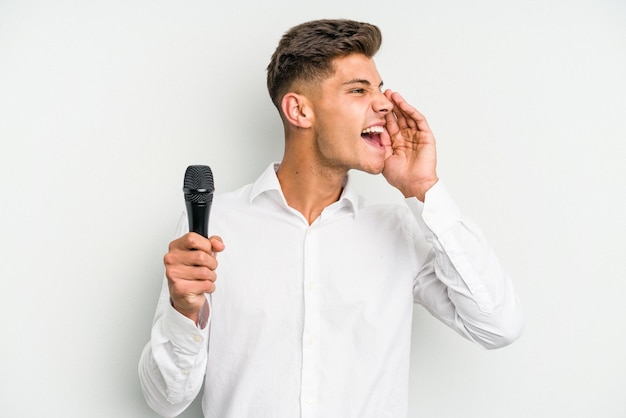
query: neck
276 157 346 225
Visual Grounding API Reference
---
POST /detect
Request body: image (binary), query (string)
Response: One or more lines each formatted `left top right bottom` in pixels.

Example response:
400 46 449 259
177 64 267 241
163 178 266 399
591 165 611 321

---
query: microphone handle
186 199 212 238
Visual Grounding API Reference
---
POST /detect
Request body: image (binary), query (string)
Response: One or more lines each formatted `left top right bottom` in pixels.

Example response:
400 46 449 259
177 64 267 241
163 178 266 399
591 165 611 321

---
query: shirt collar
249 163 360 216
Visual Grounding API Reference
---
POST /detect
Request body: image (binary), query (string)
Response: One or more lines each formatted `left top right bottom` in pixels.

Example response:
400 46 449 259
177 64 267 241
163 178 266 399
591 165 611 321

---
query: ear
281 93 313 129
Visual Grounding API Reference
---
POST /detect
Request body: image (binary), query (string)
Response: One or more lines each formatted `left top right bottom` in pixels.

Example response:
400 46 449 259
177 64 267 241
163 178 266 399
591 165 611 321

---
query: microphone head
183 165 214 203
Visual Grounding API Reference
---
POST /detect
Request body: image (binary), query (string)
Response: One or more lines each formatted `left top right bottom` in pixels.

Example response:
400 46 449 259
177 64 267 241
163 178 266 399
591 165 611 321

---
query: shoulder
213 183 254 207
356 194 413 220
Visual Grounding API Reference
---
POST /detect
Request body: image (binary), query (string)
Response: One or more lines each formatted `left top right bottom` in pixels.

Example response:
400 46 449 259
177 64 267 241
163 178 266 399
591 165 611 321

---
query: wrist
401 177 439 201
170 297 201 325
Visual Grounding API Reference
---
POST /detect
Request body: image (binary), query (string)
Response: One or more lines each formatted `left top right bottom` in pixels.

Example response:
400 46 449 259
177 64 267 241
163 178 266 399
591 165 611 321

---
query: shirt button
193 335 202 342
305 396 314 405
182 368 190 375
423 212 432 222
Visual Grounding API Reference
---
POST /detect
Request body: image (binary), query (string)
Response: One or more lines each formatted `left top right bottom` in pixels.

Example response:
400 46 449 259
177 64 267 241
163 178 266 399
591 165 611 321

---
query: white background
1 0 625 417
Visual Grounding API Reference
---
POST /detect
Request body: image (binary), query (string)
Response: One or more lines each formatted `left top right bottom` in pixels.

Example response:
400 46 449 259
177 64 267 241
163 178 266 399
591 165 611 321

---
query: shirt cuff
159 296 211 355
405 180 462 237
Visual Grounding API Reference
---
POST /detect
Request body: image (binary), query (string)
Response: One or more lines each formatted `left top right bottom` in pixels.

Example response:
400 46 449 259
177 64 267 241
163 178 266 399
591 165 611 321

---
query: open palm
382 90 439 201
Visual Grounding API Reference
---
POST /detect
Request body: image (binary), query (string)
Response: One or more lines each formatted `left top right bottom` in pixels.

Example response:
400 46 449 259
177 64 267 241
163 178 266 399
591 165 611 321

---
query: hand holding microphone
164 165 225 323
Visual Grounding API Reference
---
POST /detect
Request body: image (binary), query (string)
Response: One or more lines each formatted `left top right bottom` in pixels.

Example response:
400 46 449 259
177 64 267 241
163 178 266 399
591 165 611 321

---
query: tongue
362 133 382 147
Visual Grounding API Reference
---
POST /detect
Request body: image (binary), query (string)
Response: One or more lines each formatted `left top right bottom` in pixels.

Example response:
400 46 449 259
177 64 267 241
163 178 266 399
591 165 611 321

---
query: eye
351 88 366 94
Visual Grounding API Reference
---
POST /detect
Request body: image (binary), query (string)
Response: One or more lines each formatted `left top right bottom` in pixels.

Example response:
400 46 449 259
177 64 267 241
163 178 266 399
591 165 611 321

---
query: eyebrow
342 78 385 89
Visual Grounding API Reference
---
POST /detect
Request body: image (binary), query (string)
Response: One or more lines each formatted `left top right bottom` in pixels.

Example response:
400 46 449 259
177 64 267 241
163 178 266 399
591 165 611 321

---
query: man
139 19 523 418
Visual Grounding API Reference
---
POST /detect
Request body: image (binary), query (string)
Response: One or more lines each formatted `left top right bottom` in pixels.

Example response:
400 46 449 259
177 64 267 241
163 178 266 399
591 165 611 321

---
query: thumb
209 236 226 253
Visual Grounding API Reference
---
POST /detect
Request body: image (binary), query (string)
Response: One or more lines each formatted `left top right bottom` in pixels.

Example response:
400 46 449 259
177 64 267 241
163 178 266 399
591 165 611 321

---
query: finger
185 249 219 269
389 92 419 130
383 90 401 136
183 264 218 282
167 263 217 284
384 109 399 137
170 275 216 298
390 92 432 133
208 235 226 253
163 246 218 271
169 232 213 253
384 90 409 130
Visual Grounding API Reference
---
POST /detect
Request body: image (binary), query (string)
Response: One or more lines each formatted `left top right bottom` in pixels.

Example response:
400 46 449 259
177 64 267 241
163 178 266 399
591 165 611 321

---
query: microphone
183 165 214 238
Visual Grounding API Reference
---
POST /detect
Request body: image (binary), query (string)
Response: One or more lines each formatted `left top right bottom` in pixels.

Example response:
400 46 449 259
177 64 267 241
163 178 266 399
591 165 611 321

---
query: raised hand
382 90 439 201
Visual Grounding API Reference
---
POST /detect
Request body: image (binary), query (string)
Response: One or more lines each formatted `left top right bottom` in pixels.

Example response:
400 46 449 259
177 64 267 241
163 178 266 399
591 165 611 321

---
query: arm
138 229 224 416
382 91 523 348
408 182 524 348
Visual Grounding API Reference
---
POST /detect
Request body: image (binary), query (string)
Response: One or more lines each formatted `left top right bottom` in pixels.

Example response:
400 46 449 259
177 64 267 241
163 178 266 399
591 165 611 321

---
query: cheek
321 113 353 139
315 102 362 141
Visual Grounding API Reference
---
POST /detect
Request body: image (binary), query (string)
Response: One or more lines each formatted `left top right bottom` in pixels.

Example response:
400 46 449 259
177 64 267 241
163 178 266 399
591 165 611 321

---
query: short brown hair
266 19 382 110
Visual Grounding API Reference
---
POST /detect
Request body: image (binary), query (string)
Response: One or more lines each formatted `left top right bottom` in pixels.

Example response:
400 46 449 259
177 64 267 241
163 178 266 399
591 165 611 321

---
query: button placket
300 227 321 417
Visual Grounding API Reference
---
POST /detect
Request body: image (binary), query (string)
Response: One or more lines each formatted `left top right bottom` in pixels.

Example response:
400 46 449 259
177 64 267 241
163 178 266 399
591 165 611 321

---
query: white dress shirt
139 163 523 418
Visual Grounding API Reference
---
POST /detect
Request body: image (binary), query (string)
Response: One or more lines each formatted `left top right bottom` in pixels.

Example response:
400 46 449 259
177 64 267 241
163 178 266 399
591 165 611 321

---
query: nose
373 91 392 114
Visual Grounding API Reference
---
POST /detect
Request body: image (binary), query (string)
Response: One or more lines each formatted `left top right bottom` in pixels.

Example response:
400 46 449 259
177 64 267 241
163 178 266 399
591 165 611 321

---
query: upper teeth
362 126 384 134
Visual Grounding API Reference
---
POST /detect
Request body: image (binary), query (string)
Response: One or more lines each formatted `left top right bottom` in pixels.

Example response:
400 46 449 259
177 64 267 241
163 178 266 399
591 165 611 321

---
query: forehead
328 54 383 85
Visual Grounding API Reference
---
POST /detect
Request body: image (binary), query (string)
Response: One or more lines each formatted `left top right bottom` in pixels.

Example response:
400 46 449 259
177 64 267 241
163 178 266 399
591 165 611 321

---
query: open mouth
361 126 385 147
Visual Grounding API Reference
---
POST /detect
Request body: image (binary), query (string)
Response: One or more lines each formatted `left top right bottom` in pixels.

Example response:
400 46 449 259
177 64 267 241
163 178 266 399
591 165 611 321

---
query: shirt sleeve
406 181 524 349
138 214 210 417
